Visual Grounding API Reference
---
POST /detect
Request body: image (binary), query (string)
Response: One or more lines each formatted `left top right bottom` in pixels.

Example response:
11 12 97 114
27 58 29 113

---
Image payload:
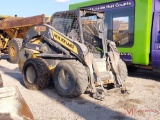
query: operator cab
50 9 106 57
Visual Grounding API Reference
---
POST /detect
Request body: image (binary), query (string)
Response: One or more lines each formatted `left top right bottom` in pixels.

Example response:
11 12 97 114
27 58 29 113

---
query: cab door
152 12 160 70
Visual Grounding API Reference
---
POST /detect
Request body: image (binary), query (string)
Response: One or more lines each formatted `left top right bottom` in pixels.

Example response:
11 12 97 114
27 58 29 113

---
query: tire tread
23 58 51 90
54 60 88 98
118 59 128 82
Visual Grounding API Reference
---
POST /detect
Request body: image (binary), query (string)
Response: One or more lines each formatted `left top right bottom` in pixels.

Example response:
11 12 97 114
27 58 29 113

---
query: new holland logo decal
52 31 78 54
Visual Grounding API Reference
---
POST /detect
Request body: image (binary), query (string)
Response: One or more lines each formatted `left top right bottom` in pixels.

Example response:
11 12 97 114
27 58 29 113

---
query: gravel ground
0 60 160 120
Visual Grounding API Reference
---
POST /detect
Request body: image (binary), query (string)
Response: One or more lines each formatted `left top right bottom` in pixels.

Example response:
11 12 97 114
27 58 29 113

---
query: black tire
22 58 51 90
8 38 22 63
53 60 88 98
127 65 139 73
118 59 128 81
0 74 3 88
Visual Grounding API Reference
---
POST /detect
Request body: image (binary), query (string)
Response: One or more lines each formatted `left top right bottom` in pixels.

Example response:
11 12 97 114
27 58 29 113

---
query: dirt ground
0 60 160 120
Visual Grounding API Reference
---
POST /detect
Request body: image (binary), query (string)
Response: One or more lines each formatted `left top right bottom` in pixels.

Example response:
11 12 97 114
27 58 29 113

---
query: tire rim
26 66 36 84
58 70 71 90
10 46 16 58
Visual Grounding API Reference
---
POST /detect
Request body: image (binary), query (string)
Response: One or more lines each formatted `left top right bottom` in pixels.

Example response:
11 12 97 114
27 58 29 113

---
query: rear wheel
118 59 128 81
53 60 88 98
0 74 3 88
8 38 22 63
22 58 51 90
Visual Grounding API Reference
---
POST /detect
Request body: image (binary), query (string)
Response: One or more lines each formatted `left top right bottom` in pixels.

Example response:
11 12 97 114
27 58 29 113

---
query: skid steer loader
18 9 128 100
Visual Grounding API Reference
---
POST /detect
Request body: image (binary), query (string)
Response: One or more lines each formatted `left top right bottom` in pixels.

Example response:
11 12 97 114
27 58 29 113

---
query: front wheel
118 59 128 82
53 60 88 98
0 74 3 88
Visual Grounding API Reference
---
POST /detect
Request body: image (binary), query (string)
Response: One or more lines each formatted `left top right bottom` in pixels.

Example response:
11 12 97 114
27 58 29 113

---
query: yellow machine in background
0 14 50 63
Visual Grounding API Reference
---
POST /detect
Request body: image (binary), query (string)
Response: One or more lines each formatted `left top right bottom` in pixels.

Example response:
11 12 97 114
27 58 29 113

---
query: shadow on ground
0 66 24 86
128 68 160 82
0 64 141 120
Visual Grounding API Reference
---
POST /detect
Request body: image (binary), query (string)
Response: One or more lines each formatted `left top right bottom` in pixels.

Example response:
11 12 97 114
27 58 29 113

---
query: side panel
154 0 160 11
118 0 152 65
70 0 118 10
151 0 160 70
70 0 153 65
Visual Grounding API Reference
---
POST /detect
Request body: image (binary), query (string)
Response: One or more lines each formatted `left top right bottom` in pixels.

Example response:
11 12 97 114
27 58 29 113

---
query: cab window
113 16 129 46
105 7 134 47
